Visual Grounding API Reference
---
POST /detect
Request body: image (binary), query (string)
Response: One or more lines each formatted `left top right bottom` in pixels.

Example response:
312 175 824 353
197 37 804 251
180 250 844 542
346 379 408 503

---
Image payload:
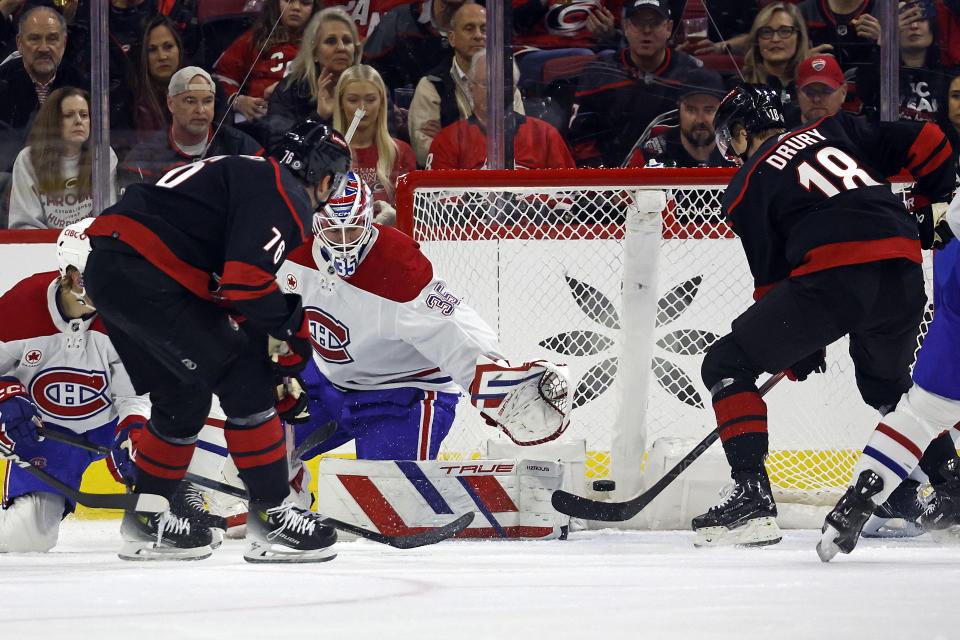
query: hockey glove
106 419 145 485
785 348 827 382
0 377 43 448
269 294 314 376
274 375 311 424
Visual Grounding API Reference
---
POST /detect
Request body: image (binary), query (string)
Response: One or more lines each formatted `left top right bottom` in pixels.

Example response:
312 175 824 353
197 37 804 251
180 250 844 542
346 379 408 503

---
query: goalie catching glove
469 356 571 446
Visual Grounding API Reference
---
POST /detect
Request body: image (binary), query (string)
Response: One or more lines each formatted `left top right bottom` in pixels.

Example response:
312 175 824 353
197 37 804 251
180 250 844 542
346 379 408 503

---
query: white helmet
56 217 95 277
312 172 374 277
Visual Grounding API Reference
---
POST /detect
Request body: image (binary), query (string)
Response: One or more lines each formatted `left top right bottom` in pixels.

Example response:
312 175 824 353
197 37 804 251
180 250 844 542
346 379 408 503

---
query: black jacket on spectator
260 71 332 152
0 56 89 173
119 124 264 189
362 2 454 91
568 47 702 167
423 58 464 130
637 126 736 168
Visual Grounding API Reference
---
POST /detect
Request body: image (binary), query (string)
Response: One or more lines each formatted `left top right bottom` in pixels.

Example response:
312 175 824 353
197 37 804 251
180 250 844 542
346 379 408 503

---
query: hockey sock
225 414 289 506
133 422 197 499
918 431 959 484
712 384 768 475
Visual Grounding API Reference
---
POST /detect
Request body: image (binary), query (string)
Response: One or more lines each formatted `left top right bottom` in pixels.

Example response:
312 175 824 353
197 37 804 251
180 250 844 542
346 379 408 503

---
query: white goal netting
398 169 933 505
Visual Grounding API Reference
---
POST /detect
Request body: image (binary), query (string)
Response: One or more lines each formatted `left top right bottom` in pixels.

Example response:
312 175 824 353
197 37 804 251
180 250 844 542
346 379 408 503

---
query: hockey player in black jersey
691 84 959 548
83 118 352 562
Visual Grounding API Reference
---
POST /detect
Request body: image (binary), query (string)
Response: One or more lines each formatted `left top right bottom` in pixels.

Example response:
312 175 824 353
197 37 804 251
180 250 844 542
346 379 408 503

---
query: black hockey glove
274 375 311 424
785 348 826 382
268 294 313 376
914 202 953 251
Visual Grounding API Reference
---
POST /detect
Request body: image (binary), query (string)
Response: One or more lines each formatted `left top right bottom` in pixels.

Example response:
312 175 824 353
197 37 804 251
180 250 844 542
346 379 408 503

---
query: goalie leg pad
0 492 66 553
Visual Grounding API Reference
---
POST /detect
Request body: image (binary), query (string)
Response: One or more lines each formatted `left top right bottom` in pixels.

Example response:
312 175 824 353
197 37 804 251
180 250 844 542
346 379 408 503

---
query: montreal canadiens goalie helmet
713 83 785 162
313 172 374 277
56 217 95 277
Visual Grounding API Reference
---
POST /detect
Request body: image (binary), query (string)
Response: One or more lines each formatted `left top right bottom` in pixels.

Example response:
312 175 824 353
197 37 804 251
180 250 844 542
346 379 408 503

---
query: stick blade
550 490 637 522
321 512 476 549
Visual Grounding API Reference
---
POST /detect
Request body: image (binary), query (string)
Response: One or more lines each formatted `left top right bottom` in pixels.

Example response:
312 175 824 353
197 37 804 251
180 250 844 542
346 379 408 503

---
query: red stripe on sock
224 415 286 469
876 422 924 461
719 419 768 442
713 391 767 442
134 426 195 479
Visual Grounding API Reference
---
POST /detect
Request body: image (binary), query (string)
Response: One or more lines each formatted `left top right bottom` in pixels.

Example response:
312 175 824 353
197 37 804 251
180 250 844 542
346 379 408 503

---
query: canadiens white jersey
0 272 149 434
280 226 502 393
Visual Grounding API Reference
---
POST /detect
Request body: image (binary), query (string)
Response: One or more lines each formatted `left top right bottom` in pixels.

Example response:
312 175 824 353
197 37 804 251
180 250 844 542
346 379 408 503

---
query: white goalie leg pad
313 458 569 539
470 355 571 446
0 492 66 553
855 384 959 504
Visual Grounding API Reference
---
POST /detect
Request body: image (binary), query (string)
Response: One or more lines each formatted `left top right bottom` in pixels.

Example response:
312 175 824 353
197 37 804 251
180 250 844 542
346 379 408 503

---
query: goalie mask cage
396 168 932 514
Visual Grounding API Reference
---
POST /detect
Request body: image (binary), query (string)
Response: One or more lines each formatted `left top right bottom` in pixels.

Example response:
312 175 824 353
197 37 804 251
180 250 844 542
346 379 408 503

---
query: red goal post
396 168 932 518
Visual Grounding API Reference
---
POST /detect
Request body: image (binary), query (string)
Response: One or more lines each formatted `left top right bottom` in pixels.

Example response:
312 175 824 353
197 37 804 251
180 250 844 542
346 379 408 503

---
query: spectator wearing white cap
120 67 264 189
796 55 848 124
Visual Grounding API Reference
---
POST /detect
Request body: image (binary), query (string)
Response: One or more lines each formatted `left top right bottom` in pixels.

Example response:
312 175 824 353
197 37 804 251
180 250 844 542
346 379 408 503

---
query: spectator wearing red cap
796 55 848 123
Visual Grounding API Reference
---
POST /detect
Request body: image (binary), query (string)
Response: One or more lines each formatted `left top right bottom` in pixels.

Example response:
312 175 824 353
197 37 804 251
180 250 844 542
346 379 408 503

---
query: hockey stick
0 440 168 513
551 371 786 522
292 420 338 460
38 427 472 547
180 470 475 549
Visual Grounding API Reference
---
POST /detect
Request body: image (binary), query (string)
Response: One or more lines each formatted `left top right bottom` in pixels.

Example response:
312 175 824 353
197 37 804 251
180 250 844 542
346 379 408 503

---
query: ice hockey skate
118 509 214 561
244 501 337 563
692 470 782 548
861 478 925 539
817 469 884 562
170 483 228 548
919 459 960 544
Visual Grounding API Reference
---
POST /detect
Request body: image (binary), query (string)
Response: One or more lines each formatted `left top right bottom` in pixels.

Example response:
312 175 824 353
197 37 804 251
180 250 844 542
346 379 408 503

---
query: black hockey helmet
713 83 785 161
272 117 352 202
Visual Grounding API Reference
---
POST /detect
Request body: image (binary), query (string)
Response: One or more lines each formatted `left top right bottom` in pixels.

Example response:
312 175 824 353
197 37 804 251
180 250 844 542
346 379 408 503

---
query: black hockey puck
592 479 616 492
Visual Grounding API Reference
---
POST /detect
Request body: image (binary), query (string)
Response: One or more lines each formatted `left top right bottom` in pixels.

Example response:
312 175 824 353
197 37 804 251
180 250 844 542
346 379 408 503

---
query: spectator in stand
625 67 734 168
796 54 849 124
427 49 575 170
214 0 321 128
936 0 960 67
332 64 415 224
0 0 27 58
322 0 412 39
120 67 262 188
742 3 810 128
0 6 87 186
408 3 525 167
8 87 116 229
859 1 945 123
362 0 469 92
566 0 701 167
940 70 960 152
261 7 361 149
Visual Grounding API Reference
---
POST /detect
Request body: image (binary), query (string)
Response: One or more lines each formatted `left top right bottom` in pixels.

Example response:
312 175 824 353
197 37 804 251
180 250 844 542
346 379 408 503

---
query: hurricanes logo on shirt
305 307 354 364
29 367 111 421
545 0 601 35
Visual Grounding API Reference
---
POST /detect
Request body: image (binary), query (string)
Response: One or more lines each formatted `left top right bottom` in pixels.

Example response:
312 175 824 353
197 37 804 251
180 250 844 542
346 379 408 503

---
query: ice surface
2 520 959 639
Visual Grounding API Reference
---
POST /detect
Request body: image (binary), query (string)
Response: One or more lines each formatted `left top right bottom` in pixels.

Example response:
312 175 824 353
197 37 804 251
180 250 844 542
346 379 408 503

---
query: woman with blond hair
261 7 362 147
333 65 415 225
9 88 117 230
743 2 810 127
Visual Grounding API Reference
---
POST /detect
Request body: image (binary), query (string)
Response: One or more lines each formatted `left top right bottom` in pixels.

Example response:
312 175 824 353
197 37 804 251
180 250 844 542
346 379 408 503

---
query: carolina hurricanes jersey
0 272 149 434
723 111 954 298
88 154 315 333
213 32 299 99
279 226 502 393
324 0 416 39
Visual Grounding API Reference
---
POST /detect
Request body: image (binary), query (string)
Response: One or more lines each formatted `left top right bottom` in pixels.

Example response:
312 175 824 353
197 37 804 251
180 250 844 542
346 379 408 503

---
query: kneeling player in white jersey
278 173 569 500
818 203 960 561
0 219 151 552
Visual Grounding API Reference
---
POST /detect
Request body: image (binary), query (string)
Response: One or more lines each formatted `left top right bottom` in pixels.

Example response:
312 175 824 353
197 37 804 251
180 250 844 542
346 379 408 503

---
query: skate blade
816 525 840 563
118 541 212 561
694 517 782 548
861 515 925 539
243 541 337 564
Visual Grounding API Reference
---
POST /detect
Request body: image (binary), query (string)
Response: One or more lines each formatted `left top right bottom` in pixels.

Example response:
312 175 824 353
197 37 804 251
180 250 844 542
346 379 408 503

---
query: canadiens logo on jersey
29 367 111 421
23 350 43 367
305 307 354 364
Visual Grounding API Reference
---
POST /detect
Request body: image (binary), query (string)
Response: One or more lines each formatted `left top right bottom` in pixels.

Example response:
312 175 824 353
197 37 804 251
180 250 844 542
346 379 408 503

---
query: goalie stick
0 439 168 513
551 371 786 522
39 426 472 548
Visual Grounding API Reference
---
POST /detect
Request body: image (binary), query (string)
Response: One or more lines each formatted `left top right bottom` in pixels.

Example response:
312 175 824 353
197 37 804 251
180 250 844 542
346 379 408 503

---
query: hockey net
396 168 933 508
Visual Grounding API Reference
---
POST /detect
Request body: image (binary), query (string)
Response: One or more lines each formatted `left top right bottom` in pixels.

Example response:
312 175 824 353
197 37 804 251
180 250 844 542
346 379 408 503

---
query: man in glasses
796 55 848 124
